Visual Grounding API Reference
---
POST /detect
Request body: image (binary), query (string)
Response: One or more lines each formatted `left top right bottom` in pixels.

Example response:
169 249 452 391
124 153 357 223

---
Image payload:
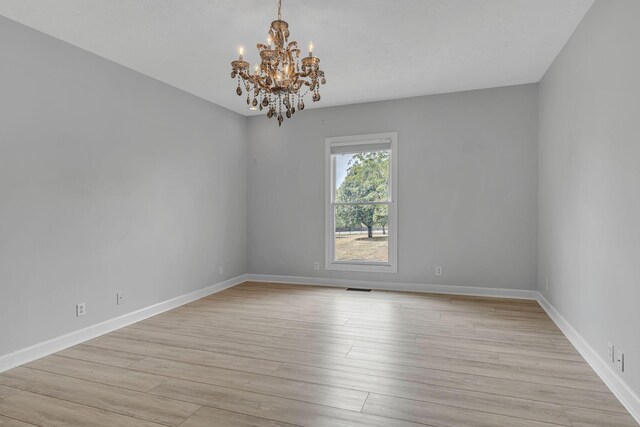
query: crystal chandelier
231 0 326 126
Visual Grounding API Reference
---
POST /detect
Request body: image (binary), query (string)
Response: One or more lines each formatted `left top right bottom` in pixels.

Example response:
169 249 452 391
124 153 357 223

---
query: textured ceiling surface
0 0 593 115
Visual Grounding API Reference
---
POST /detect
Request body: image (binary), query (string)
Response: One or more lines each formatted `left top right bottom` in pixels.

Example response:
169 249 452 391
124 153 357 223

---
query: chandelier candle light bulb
230 0 326 125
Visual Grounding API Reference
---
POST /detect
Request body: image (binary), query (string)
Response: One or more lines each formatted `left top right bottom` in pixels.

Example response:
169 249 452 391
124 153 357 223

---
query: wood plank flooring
0 282 637 426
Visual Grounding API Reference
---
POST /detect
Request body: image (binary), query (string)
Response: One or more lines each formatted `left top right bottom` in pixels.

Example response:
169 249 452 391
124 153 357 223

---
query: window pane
334 151 390 203
334 204 389 262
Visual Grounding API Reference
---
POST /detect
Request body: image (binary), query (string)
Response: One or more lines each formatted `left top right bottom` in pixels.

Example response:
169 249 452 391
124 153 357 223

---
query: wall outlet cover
435 266 443 277
76 303 86 317
608 342 615 362
117 292 125 305
616 350 624 371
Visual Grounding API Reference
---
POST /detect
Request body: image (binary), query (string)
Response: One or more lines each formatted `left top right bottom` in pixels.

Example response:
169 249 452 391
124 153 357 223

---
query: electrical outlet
616 350 624 372
76 303 86 317
313 261 320 271
117 292 125 305
435 266 443 277
218 266 224 275
545 278 550 291
608 343 615 362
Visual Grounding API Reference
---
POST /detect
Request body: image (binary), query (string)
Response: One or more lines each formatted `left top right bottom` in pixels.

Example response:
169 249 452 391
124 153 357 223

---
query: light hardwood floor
0 282 637 426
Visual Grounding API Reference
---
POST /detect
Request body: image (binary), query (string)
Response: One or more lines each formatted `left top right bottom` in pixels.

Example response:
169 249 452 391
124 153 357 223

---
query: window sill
325 262 397 273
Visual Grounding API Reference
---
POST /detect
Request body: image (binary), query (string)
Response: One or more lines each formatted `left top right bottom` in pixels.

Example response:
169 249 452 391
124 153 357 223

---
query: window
325 132 397 272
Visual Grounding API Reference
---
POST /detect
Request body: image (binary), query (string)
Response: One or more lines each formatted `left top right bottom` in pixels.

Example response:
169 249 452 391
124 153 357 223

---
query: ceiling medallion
231 0 326 126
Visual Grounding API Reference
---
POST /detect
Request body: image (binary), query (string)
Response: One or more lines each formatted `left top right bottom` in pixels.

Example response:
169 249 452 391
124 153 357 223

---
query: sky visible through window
335 154 353 188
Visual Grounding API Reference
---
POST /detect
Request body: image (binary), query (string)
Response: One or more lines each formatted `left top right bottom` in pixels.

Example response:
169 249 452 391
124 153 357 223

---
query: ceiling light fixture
231 0 326 126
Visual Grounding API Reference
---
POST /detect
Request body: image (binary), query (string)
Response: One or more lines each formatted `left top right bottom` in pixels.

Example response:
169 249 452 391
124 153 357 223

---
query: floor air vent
346 288 372 292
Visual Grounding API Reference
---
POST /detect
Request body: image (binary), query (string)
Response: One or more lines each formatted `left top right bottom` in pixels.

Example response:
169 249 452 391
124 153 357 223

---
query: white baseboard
0 274 248 374
537 294 640 424
245 274 539 300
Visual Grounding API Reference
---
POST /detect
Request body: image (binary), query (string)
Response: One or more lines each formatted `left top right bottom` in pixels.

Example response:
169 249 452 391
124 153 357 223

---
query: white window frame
325 132 398 273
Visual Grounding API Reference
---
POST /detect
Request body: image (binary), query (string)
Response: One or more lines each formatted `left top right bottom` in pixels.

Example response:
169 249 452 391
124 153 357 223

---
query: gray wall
538 0 640 395
0 16 247 357
248 84 539 290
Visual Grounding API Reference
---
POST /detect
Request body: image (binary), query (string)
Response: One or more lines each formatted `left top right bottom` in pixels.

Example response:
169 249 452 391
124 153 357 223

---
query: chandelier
231 0 326 126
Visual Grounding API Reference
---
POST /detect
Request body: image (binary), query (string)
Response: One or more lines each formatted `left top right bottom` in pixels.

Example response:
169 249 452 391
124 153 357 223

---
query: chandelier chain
278 0 282 20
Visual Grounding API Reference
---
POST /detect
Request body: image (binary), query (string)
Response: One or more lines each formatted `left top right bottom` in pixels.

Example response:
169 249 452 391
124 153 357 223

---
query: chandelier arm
255 80 270 90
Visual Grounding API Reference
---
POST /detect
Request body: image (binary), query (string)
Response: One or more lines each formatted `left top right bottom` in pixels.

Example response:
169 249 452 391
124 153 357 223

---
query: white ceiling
0 0 593 115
